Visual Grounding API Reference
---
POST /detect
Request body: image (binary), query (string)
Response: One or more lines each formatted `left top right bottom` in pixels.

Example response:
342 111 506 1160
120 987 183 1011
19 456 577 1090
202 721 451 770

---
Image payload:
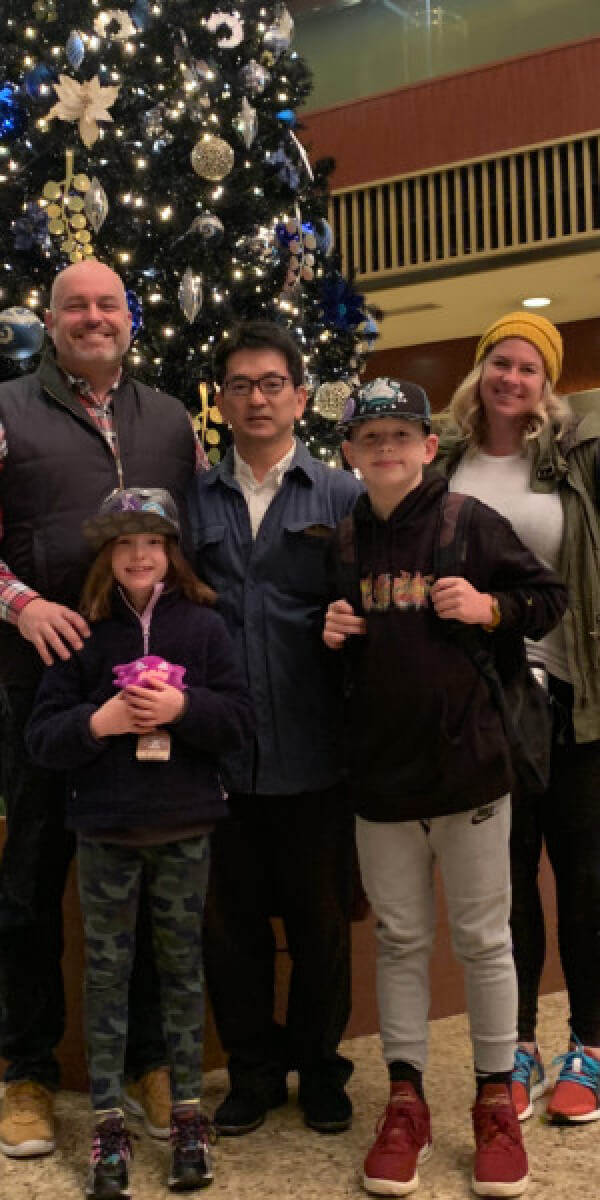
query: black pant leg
509 785 546 1043
203 797 287 1090
545 733 600 1045
278 786 354 1088
0 686 74 1088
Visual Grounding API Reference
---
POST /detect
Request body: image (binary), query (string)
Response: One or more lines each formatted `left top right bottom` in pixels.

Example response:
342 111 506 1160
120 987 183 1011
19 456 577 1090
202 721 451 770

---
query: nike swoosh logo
471 805 495 825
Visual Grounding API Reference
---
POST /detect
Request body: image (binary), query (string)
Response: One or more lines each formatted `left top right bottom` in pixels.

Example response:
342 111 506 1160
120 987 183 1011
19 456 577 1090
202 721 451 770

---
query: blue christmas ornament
320 274 365 331
13 203 50 252
275 220 299 249
126 290 143 339
24 63 57 101
0 85 27 141
276 108 296 127
130 0 150 30
0 307 45 360
66 31 85 70
271 146 299 191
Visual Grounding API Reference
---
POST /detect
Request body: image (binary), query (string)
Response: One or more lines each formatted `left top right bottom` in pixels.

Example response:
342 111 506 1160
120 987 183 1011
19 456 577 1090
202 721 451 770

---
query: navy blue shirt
189 440 362 795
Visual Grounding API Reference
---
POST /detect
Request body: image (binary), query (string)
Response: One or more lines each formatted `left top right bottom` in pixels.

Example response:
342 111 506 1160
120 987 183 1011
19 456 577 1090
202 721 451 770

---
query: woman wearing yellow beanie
435 311 600 1129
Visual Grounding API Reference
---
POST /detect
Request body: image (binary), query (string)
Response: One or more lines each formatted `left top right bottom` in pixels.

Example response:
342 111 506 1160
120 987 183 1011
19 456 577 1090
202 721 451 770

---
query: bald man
0 261 200 1157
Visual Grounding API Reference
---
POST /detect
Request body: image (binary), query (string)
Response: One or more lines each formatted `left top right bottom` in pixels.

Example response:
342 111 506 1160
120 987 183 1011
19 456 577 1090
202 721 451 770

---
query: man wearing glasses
189 321 361 1137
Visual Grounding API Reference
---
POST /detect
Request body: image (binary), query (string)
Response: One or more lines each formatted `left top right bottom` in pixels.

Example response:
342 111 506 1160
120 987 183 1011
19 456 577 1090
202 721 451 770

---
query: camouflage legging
77 835 210 1111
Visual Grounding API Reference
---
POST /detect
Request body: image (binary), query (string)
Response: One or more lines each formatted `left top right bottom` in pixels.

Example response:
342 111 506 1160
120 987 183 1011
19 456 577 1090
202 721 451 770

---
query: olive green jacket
434 399 600 742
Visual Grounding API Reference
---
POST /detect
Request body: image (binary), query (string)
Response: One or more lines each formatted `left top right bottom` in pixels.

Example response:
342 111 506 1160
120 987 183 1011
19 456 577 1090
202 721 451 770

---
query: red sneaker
546 1040 600 1124
362 1082 432 1196
510 1047 550 1122
472 1084 529 1197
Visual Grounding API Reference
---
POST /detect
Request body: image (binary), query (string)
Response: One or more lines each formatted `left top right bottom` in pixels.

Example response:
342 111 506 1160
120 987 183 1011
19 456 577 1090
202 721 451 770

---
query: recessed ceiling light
522 296 552 308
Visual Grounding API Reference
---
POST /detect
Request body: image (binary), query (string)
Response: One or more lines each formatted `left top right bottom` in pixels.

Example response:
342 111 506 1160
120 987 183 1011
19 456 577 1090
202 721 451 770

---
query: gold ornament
313 380 352 422
33 0 58 19
208 447 221 465
42 150 94 262
190 135 234 181
47 74 120 149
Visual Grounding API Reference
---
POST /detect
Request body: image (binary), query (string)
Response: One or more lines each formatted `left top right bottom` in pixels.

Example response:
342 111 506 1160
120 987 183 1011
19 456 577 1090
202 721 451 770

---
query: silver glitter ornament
239 60 270 96
190 135 234 181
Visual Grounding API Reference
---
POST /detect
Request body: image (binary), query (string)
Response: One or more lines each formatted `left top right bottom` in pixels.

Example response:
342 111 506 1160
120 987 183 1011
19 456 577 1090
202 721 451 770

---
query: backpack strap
334 514 362 614
433 491 546 785
433 490 477 581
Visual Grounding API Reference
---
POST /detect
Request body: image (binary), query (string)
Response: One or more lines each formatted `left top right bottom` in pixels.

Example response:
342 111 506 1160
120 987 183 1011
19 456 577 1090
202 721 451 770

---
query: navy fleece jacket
25 588 254 833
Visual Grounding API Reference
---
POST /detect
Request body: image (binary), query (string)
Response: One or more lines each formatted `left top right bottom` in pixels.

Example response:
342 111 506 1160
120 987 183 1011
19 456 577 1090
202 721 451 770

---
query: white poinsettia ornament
93 9 137 39
47 75 120 148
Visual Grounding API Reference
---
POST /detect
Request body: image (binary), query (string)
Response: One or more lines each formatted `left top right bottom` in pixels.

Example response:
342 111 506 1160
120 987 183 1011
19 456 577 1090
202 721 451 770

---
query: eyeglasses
222 373 291 398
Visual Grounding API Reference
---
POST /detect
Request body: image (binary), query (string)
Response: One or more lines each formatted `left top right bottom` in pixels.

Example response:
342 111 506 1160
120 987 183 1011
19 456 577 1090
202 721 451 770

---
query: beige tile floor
1 992 597 1199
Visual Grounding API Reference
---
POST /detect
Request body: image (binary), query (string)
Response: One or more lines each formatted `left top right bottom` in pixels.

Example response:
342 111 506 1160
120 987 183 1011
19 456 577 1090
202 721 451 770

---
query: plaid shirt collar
60 364 123 409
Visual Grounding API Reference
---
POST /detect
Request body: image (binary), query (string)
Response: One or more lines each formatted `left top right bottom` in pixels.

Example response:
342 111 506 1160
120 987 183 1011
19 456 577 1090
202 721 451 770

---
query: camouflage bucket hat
83 487 180 551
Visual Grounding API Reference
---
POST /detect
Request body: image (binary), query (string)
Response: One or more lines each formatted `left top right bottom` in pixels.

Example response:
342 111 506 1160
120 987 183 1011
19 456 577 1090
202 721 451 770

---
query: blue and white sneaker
547 1037 600 1124
510 1046 550 1121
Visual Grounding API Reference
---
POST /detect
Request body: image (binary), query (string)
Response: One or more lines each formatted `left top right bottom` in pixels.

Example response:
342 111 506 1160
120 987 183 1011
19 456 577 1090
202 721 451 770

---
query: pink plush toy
113 656 187 692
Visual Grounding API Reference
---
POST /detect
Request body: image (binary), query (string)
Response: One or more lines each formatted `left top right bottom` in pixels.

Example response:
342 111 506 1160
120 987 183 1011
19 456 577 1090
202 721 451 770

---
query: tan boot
123 1065 171 1138
0 1081 56 1158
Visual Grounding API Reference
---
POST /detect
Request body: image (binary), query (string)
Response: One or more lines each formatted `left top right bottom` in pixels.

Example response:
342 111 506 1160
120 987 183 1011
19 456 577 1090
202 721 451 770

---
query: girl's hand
122 672 186 727
90 692 147 739
324 599 367 649
431 577 494 625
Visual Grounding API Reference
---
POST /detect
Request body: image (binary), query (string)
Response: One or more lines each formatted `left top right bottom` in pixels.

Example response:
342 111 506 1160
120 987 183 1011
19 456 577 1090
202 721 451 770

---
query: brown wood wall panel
365 316 600 413
301 37 600 189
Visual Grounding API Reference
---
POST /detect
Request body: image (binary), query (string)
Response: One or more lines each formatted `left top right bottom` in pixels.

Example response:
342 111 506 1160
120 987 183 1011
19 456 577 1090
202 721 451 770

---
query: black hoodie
332 474 567 821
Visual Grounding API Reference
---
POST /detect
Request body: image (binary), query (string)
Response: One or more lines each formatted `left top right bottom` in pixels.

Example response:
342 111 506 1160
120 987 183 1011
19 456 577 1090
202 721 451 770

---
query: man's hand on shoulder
323 599 367 649
17 597 90 666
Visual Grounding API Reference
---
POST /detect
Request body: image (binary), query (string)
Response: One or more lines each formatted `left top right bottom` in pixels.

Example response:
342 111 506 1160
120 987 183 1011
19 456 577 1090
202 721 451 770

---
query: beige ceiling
369 245 600 349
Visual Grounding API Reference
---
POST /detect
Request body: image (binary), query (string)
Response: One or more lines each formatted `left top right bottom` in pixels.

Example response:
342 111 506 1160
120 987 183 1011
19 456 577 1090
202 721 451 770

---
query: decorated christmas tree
0 0 377 461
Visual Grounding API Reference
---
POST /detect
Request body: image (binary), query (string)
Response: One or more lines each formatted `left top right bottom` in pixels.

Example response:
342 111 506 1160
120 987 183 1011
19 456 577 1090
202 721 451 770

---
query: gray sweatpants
356 796 516 1075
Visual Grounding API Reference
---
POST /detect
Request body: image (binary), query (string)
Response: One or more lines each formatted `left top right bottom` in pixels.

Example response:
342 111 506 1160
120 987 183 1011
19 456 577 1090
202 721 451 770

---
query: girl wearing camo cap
26 487 254 1199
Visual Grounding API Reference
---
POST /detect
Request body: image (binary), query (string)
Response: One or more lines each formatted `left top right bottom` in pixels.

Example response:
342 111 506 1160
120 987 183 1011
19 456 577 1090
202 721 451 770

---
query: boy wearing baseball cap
324 379 567 1198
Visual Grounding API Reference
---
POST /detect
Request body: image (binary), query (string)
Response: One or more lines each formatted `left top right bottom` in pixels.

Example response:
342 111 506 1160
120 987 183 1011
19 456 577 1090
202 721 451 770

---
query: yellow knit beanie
475 311 563 386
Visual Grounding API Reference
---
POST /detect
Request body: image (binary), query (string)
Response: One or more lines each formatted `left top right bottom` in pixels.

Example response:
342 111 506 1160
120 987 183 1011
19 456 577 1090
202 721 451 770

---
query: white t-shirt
450 447 570 682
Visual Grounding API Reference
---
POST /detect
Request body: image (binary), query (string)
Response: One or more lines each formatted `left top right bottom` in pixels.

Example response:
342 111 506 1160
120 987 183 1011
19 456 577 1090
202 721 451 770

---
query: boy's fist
431 577 495 626
324 599 367 649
